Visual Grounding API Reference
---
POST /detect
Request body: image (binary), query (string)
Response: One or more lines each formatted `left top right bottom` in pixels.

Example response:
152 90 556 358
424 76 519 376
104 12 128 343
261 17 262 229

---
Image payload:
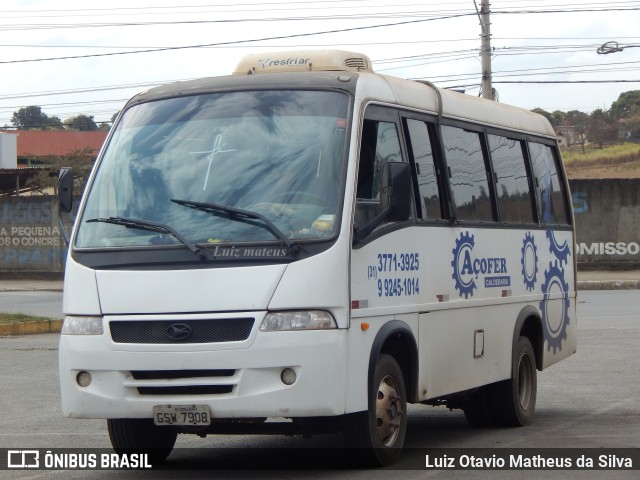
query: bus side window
405 119 443 220
529 142 570 225
488 134 535 224
355 119 404 227
442 125 494 222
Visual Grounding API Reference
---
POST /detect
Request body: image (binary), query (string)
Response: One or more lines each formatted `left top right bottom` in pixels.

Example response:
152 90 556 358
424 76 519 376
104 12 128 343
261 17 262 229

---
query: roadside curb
0 283 64 293
577 280 640 290
0 288 63 292
0 319 63 336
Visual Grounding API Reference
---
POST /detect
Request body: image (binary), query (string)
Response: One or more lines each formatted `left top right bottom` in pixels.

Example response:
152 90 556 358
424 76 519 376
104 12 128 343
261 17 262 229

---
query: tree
531 108 556 127
610 91 640 140
620 112 640 140
609 90 640 119
565 110 589 153
48 116 64 130
11 106 63 130
25 148 96 195
587 109 618 147
552 110 566 126
64 114 98 131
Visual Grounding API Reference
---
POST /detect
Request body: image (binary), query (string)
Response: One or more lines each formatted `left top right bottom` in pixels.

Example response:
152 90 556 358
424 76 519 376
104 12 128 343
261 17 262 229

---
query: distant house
0 130 108 195
556 125 577 148
0 130 108 164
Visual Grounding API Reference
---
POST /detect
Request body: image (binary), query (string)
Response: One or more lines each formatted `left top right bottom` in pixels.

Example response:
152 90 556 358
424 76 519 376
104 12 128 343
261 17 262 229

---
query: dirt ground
564 157 640 179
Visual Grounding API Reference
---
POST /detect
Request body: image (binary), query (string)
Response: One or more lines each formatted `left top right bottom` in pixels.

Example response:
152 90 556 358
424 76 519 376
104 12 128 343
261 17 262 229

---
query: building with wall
0 130 108 195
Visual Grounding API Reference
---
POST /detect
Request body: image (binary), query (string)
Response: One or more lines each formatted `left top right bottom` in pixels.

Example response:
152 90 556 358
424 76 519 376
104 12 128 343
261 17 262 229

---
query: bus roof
127 50 556 139
370 73 556 137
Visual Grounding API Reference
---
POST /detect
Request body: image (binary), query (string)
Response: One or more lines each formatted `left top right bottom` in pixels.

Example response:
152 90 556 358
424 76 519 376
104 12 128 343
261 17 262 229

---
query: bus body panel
95 265 286 314
62 260 101 315
351 221 576 400
343 313 419 413
267 239 351 328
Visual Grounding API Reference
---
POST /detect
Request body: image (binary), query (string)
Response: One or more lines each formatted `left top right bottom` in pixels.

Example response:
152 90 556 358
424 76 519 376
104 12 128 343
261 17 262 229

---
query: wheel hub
375 375 403 447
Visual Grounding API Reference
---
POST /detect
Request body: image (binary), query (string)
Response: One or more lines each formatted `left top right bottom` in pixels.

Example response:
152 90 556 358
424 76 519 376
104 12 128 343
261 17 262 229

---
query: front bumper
59 313 347 419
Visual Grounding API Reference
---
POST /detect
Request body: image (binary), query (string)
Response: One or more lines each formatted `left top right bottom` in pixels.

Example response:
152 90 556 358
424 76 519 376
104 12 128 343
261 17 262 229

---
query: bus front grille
109 318 254 344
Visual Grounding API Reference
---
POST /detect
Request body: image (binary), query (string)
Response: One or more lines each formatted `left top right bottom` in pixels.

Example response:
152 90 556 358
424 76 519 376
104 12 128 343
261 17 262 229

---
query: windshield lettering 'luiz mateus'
75 90 349 250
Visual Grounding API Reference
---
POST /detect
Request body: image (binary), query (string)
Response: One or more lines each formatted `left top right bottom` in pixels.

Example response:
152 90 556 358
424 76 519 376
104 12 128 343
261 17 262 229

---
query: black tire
490 336 537 426
107 418 177 465
463 387 495 427
343 354 407 466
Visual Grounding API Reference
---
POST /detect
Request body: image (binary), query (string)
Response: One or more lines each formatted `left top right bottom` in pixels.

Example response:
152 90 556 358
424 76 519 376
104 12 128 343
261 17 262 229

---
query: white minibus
58 50 576 466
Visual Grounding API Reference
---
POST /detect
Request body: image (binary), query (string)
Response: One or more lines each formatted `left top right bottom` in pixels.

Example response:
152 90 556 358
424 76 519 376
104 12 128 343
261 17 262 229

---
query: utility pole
477 0 494 100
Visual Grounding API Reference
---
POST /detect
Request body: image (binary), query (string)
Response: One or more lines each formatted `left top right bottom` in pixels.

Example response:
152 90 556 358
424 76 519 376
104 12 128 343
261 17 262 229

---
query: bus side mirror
354 162 412 244
59 167 73 213
380 161 412 221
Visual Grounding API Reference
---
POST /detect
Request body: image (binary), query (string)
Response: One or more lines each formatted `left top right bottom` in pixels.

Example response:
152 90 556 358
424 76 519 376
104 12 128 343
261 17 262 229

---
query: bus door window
355 119 403 228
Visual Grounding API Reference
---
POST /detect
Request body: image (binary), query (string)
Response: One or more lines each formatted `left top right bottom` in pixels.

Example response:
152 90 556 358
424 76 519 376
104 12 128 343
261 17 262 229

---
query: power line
0 10 479 31
447 79 640 90
0 80 190 100
1 2 479 19
3 1 638 15
0 14 475 65
0 0 479 15
4 53 633 105
3 36 639 50
2 5 638 31
2 57 638 116
1 2 639 121
495 79 640 83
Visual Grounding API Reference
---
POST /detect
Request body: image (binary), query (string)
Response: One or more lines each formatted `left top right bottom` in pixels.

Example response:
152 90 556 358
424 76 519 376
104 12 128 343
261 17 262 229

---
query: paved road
0 291 638 479
0 290 63 319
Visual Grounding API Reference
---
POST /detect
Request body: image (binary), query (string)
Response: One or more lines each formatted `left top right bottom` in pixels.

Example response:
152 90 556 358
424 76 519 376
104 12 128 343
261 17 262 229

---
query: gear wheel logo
521 232 538 291
451 231 477 298
546 229 571 266
539 261 570 353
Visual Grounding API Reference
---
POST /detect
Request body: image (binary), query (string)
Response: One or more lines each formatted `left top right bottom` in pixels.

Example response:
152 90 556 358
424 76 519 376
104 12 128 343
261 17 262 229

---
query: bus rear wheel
343 353 407 466
107 418 177 465
491 336 537 426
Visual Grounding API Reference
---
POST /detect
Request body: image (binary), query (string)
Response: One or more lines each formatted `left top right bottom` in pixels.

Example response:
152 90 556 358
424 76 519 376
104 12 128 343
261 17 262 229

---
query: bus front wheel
107 418 177 465
343 353 407 466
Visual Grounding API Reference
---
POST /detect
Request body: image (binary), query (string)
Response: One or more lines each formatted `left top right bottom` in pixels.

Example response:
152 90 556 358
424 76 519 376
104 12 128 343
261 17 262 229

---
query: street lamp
597 41 640 55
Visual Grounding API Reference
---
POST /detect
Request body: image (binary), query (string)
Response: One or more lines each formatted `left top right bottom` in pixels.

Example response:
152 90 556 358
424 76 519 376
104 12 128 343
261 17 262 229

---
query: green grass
562 142 640 165
0 313 53 324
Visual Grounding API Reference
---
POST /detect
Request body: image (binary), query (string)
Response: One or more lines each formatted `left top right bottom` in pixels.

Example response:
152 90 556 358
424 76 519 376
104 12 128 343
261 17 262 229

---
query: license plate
153 405 211 426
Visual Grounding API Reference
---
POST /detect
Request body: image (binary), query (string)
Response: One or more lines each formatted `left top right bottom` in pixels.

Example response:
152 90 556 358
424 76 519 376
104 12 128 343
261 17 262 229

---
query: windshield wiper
170 198 298 254
86 216 211 260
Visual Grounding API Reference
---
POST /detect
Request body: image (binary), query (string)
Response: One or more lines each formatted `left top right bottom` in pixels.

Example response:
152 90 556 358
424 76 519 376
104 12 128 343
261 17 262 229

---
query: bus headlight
260 311 337 331
61 316 104 335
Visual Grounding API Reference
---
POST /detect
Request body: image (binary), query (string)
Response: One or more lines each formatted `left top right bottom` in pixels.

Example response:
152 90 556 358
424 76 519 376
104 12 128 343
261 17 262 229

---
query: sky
1 0 639 128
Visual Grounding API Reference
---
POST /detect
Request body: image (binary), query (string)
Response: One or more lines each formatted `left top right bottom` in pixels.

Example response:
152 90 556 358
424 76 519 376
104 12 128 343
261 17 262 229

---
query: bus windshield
75 90 349 249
